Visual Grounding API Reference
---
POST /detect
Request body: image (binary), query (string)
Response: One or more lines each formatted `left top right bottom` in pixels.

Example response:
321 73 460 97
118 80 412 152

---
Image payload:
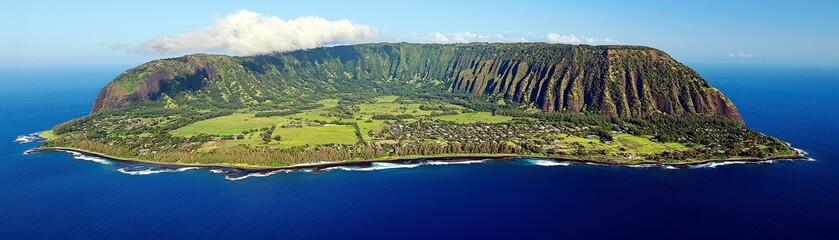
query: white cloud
546 33 581 44
728 52 759 58
136 10 378 55
412 31 529 43
546 33 618 45
411 31 618 45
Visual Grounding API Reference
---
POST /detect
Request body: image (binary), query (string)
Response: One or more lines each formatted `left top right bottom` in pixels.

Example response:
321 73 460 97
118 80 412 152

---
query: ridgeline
92 43 742 122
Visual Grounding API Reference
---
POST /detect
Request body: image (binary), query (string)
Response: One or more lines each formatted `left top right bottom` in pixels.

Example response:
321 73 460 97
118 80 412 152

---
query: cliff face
92 42 742 123
91 55 222 113
446 45 742 121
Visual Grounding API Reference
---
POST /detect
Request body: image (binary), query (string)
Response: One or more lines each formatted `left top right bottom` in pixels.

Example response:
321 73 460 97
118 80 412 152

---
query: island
37 42 802 169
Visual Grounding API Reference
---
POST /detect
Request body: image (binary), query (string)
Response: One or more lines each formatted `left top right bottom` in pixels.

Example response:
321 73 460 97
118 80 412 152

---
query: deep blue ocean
1 63 837 239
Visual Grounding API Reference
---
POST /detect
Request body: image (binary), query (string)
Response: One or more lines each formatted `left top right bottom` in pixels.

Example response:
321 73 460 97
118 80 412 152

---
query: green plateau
41 42 796 167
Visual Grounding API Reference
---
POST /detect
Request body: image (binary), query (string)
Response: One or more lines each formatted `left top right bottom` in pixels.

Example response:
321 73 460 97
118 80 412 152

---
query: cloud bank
546 33 618 45
728 52 759 58
133 9 619 55
412 31 529 43
411 31 618 45
137 10 378 55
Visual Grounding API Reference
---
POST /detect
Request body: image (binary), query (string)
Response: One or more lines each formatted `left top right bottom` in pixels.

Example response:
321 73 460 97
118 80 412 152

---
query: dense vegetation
42 43 795 167
92 43 741 122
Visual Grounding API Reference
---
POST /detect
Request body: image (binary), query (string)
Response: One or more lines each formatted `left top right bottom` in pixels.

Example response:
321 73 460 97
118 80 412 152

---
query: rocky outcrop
92 55 221 112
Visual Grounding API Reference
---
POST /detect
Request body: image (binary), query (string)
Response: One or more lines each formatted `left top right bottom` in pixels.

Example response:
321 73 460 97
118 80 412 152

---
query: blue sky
1 0 837 66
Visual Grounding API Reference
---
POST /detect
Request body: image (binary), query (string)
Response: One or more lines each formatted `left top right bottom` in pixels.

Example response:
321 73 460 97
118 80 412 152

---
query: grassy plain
553 133 687 156
168 96 690 156
434 112 513 123
39 130 57 139
170 96 519 148
171 113 289 137
355 119 386 141
272 125 359 147
288 99 342 122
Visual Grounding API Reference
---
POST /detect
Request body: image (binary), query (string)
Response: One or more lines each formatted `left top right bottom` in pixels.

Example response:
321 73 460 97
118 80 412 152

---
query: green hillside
91 43 741 122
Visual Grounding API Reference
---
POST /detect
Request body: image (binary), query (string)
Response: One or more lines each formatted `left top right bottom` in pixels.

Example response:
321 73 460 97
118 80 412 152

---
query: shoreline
34 146 809 171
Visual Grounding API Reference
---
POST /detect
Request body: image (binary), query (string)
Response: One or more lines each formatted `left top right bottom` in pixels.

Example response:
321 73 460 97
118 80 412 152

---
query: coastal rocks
14 133 42 144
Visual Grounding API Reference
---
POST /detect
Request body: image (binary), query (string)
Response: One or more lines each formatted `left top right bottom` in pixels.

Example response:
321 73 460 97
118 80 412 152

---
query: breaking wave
584 162 609 166
325 162 421 171
792 148 816 161
117 167 200 175
426 160 486 165
27 147 814 179
66 151 112 165
688 160 777 169
224 170 293 181
526 159 572 167
14 133 43 144
627 164 657 168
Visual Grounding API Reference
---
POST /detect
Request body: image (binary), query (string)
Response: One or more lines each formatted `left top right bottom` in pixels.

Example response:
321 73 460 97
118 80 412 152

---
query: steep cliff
92 42 742 122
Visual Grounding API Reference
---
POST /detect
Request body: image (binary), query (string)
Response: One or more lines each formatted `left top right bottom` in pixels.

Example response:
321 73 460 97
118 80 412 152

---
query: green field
197 132 265 151
373 95 399 103
554 133 687 156
434 112 513 123
171 113 289 137
358 95 461 118
165 96 680 155
289 111 343 122
358 102 433 117
166 97 525 149
39 130 57 139
288 99 343 122
355 119 386 140
272 125 359 147
213 132 263 147
317 99 340 108
613 134 688 154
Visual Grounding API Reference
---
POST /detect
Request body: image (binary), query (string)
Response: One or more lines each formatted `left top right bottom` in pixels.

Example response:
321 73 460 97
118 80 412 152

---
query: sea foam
792 148 816 161
627 164 658 168
325 162 421 171
794 148 809 155
117 167 200 175
22 149 36 155
66 151 112 165
13 134 42 144
527 159 572 167
688 160 780 169
224 170 293 181
426 160 486 165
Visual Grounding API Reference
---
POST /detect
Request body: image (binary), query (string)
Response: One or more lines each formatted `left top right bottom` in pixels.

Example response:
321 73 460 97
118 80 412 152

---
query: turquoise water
1 64 837 239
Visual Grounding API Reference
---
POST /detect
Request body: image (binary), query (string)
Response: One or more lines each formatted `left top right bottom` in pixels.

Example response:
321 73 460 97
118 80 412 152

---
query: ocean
1 63 837 239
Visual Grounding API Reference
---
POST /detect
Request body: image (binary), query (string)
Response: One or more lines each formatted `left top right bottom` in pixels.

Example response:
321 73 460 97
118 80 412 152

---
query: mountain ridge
91 42 742 123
